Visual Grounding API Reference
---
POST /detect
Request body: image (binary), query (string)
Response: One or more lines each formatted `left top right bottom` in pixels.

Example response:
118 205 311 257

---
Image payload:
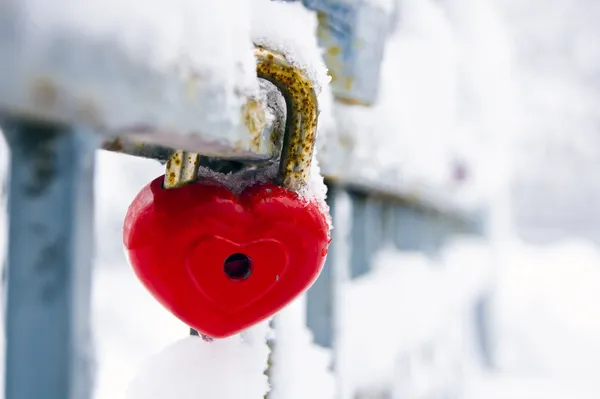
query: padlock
122 45 331 339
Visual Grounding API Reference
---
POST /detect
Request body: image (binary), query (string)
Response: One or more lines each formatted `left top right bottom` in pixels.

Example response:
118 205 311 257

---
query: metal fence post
365 197 384 260
349 191 369 278
381 202 396 247
393 205 444 256
307 181 337 349
2 120 97 399
393 205 422 252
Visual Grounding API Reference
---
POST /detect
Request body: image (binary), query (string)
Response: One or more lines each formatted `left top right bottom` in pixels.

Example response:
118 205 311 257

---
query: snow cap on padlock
123 44 331 339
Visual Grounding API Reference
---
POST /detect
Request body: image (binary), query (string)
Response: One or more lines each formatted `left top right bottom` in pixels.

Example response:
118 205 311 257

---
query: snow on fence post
1 120 97 399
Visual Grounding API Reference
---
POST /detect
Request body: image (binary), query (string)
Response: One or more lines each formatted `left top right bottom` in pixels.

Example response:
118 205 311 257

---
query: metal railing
0 2 484 399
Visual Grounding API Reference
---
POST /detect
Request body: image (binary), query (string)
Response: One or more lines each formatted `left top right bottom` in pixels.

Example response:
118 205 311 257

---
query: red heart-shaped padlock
123 175 330 338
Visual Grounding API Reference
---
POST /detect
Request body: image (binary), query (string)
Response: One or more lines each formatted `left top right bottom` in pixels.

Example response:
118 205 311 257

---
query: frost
194 160 332 231
196 163 277 196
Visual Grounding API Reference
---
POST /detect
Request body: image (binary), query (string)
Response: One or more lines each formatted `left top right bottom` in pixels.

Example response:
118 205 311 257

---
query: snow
22 0 256 90
320 0 518 212
492 239 600 376
499 0 600 245
337 239 491 395
327 0 461 193
335 237 600 399
125 324 270 399
270 296 335 399
363 0 397 14
465 239 600 399
2 0 600 399
12 0 259 148
251 0 336 218
252 0 331 98
463 371 600 399
251 0 337 151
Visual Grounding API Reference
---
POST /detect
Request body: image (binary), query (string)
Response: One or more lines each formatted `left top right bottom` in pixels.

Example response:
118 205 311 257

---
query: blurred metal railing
306 181 484 350
0 1 484 399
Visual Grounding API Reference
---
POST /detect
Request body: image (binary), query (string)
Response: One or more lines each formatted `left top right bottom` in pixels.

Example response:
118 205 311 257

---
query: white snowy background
2 0 600 398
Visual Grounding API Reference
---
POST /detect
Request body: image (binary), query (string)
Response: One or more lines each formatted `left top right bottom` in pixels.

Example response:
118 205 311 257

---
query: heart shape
186 236 288 314
123 175 330 338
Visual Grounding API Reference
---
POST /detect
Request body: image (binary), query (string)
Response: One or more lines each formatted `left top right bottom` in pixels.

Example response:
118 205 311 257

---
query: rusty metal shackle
164 45 318 192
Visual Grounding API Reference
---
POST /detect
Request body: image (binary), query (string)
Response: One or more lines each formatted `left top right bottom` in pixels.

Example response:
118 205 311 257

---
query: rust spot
335 96 371 107
316 12 329 39
327 69 337 83
328 46 341 57
103 138 124 152
233 139 244 151
344 76 353 91
163 150 200 189
242 98 266 151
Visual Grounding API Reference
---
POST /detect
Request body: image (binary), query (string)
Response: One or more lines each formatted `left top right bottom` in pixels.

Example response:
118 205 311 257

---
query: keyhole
223 253 252 281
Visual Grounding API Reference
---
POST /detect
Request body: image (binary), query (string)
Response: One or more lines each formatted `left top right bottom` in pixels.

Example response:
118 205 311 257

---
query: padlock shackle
163 45 318 191
254 45 318 192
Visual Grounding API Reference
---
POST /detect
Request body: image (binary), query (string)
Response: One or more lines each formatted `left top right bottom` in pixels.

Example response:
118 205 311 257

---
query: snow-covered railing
1 0 480 214
0 1 491 399
0 0 274 160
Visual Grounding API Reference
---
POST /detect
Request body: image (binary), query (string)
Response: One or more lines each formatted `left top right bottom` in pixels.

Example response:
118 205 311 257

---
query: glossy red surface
123 175 330 338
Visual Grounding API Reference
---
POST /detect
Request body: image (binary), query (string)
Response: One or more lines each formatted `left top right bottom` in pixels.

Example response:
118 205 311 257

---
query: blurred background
2 0 600 398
